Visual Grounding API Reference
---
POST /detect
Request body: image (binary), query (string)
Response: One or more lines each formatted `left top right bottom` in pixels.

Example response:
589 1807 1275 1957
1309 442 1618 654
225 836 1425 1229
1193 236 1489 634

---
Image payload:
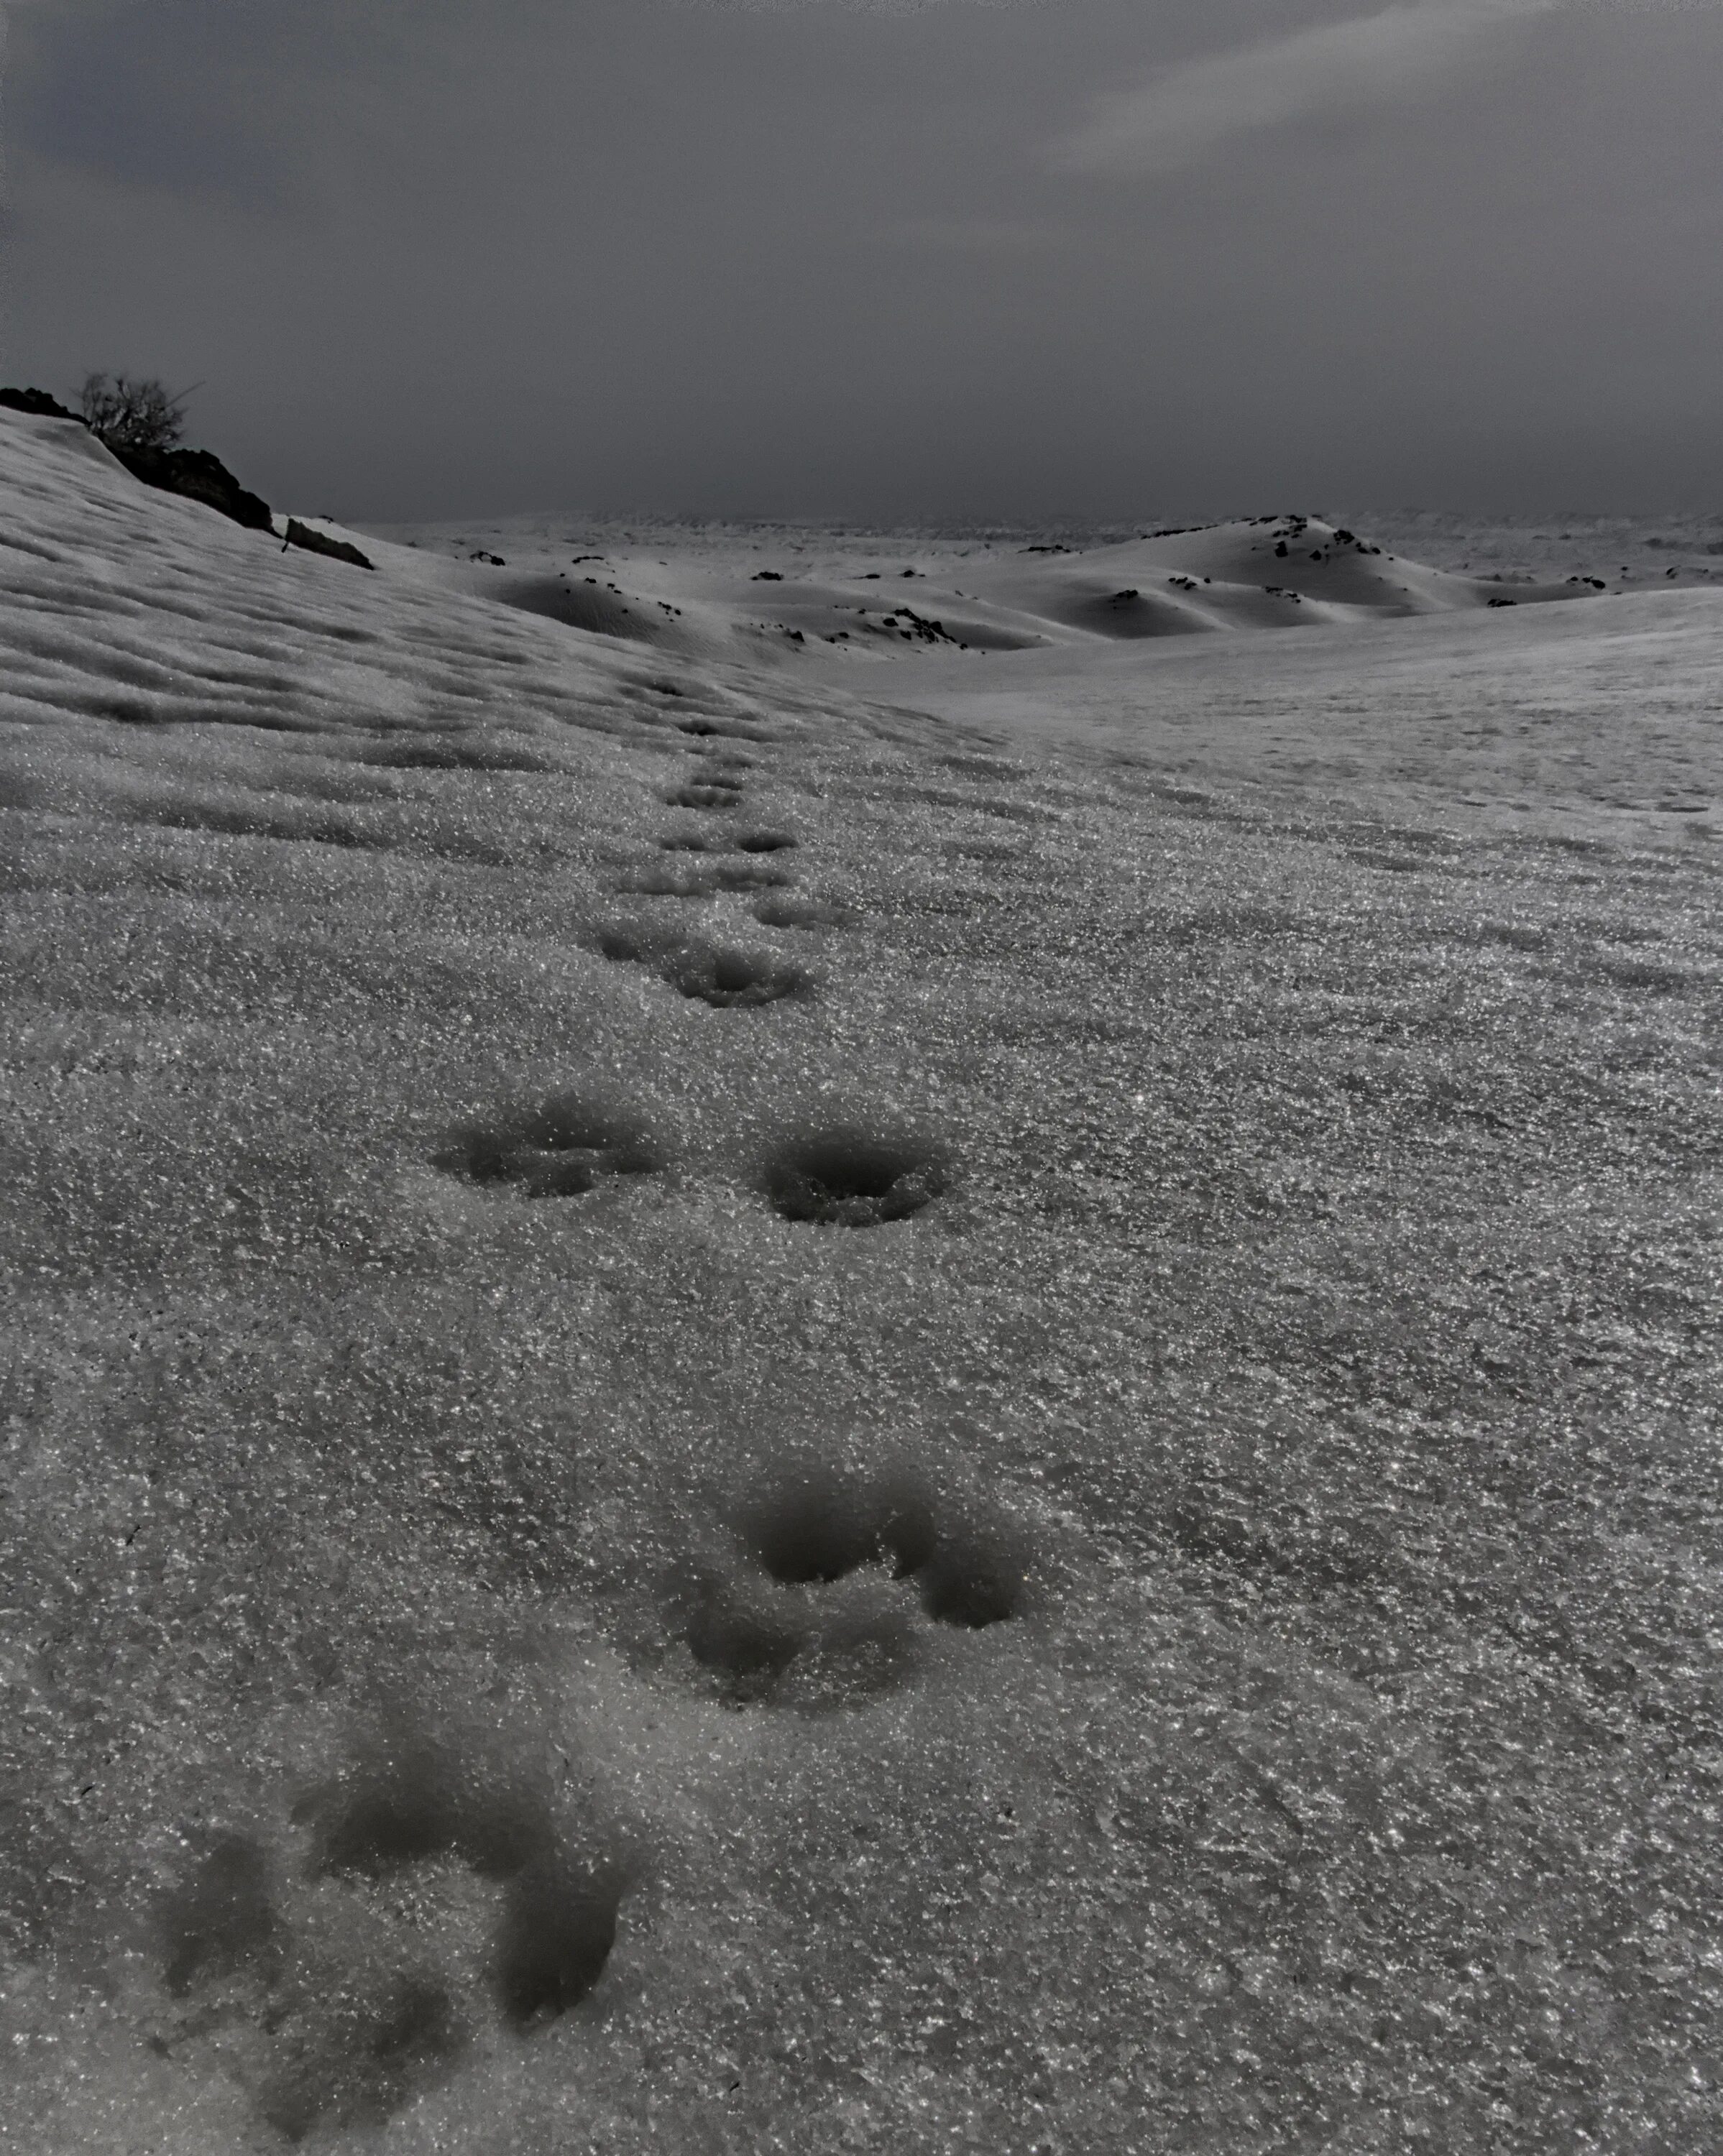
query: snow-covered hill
4 410 1721 2152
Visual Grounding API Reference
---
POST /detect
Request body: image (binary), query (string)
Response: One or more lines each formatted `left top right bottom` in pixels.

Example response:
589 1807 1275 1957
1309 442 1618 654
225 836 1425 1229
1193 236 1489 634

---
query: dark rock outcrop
282 519 374 571
0 386 81 421
113 444 275 532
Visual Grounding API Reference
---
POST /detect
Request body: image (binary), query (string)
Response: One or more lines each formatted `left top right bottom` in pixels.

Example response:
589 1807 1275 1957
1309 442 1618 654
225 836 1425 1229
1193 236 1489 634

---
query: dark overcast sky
4 0 1720 522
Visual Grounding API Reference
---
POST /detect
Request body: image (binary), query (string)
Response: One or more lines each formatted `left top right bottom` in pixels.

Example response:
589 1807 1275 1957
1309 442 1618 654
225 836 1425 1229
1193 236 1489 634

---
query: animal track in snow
673 1463 1029 1709
763 1126 946 1225
661 781 744 811
303 1732 553 1881
674 717 769 742
302 1737 625 2030
252 1960 464 2145
745 1471 1029 1630
597 924 811 1008
615 860 796 899
152 1728 633 2142
433 1092 663 1198
657 827 798 857
160 1832 280 1999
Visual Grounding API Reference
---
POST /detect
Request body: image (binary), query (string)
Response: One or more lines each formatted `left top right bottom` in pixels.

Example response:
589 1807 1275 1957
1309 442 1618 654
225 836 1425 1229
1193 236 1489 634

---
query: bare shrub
79 372 190 453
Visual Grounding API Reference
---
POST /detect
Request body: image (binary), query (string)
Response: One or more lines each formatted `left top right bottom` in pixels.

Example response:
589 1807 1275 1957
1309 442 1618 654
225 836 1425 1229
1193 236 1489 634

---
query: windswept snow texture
3 410 1723 2152
354 508 1612 673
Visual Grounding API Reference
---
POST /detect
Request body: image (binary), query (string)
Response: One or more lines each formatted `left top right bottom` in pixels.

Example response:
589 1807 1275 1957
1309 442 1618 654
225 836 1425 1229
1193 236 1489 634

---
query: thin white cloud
1050 0 1564 178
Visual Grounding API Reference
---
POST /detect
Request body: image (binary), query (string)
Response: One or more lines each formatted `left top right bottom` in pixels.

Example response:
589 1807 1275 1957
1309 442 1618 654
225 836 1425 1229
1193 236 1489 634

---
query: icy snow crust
2 408 1722 2150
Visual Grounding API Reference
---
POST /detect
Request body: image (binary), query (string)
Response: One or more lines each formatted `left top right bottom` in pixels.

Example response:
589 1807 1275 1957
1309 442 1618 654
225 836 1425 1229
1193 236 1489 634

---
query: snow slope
902 579 1723 846
4 411 1722 2152
354 510 1601 673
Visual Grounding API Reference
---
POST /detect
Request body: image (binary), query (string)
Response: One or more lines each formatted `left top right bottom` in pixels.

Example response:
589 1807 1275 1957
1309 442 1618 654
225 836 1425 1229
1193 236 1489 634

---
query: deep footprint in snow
255 1966 464 2145
303 1730 555 1880
160 1832 281 1998
674 1464 1029 1708
662 780 745 811
433 1091 664 1198
763 1126 946 1225
152 1731 632 2140
597 923 811 1008
615 860 796 898
746 1467 1026 1628
674 717 770 742
702 859 794 890
303 1737 626 2029
658 827 797 856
